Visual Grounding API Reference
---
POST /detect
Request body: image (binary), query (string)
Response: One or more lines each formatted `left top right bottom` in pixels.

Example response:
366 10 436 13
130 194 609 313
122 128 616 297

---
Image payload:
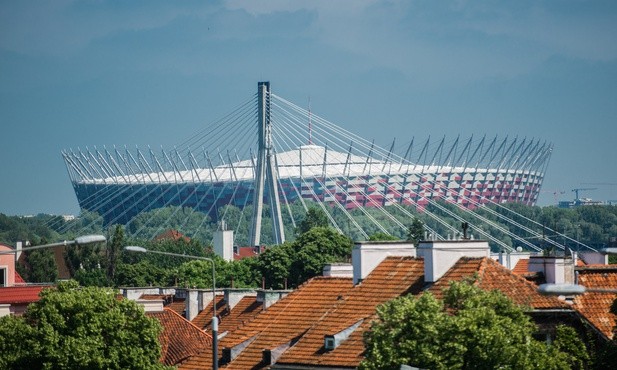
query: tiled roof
179 277 354 370
192 294 226 330
234 246 266 260
154 229 191 242
14 270 26 284
147 307 212 366
140 294 185 315
276 256 425 368
168 299 186 315
429 257 568 309
512 259 529 275
0 285 47 304
572 267 617 340
196 295 263 334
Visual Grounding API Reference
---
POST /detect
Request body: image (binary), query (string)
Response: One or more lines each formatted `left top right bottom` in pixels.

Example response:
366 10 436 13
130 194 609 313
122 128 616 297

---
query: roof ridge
482 258 567 307
162 307 213 339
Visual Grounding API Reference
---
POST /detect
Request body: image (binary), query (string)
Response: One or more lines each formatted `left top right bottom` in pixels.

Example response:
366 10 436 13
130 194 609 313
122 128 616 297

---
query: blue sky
1 0 616 215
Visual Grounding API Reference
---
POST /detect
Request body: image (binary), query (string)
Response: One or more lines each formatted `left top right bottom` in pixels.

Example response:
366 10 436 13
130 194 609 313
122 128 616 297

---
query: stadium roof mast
249 82 285 246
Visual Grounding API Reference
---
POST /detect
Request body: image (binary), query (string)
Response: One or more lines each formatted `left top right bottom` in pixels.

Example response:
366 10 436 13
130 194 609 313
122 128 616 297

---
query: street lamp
123 246 219 370
601 248 617 255
0 234 107 256
538 283 617 296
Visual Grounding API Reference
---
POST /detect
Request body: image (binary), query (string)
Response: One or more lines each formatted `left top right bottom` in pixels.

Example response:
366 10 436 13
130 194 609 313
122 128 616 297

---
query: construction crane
540 189 565 203
572 188 597 200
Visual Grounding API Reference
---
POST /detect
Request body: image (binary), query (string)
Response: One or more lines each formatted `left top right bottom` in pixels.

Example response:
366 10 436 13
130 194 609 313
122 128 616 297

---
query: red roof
512 258 529 275
233 246 266 261
147 307 212 366
429 257 567 309
179 277 354 370
154 229 191 242
0 285 46 304
192 294 263 334
572 266 617 340
14 271 26 284
140 294 185 315
277 256 425 368
192 294 226 330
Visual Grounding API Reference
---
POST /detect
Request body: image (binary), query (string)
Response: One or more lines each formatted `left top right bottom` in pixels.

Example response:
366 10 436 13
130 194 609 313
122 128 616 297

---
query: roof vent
220 334 258 365
323 319 363 351
324 336 336 350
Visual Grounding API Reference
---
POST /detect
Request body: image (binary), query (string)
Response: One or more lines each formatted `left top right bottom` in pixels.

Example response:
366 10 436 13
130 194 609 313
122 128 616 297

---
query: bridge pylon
249 81 285 246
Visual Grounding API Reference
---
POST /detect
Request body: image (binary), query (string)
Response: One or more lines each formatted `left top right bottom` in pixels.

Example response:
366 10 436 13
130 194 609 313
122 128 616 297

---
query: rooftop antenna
461 222 469 240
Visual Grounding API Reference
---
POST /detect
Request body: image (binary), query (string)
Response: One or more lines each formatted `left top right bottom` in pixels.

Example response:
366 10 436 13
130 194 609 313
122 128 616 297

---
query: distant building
558 197 605 208
0 243 50 316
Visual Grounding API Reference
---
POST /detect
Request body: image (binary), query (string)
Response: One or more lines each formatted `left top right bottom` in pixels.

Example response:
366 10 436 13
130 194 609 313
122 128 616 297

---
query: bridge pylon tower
249 81 285 246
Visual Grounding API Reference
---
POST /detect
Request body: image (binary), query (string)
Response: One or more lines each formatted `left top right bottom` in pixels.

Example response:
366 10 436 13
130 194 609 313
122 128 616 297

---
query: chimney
136 299 165 313
323 263 353 278
214 222 234 262
15 241 23 261
578 251 609 265
528 255 573 284
224 288 256 311
352 241 416 285
256 289 289 310
417 239 490 283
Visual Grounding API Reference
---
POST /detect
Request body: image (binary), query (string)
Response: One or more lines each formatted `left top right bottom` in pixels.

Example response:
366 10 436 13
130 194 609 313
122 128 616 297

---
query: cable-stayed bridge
61 82 592 252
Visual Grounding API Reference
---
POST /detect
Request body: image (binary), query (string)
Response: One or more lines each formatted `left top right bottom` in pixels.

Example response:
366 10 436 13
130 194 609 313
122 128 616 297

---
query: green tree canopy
368 232 399 241
289 226 353 286
360 280 589 370
406 216 425 246
0 281 169 370
296 207 330 235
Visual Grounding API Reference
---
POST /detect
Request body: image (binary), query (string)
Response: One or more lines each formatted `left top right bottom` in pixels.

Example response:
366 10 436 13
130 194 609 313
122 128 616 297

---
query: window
0 267 6 287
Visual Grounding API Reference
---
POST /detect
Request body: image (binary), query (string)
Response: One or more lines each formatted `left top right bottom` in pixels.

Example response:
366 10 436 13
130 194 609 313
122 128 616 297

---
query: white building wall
417 240 490 283
352 241 416 285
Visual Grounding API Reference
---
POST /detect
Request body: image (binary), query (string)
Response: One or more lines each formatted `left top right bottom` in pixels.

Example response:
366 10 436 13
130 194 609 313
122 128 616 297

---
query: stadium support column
249 82 286 246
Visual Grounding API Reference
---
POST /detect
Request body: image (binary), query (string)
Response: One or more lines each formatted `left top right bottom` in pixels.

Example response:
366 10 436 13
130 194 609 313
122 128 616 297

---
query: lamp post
0 234 107 256
601 248 617 255
123 246 219 370
538 283 617 296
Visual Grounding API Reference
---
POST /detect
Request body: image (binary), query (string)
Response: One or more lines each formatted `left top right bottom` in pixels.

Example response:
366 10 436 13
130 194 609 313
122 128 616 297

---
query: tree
107 224 124 281
368 232 399 241
22 248 58 283
258 243 294 289
114 260 170 287
406 217 425 246
296 207 330 235
289 227 353 287
360 280 587 370
0 281 170 370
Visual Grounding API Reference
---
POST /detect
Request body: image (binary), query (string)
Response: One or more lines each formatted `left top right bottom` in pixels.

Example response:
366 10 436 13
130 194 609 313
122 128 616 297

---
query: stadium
62 83 552 246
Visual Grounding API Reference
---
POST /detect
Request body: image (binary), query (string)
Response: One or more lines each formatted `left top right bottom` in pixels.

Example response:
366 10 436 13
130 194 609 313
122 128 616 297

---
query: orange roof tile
0 285 47 304
234 246 266 260
192 294 226 330
512 258 529 275
147 307 212 366
140 294 185 315
198 295 263 335
154 229 191 242
429 257 567 309
276 256 425 368
179 277 354 370
572 267 617 340
14 271 26 284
